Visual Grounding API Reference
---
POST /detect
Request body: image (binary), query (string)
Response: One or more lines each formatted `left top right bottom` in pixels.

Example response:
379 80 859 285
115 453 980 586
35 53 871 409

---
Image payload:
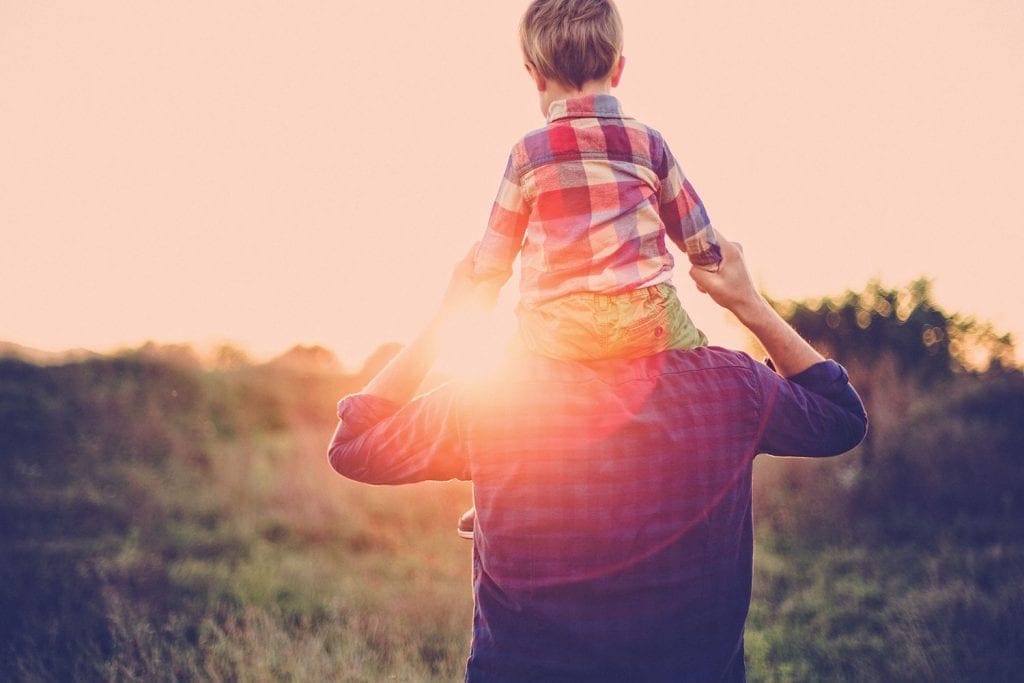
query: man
328 238 867 682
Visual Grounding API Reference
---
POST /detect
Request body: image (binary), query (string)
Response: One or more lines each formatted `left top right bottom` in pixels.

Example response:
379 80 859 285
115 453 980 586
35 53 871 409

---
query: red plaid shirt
475 94 721 306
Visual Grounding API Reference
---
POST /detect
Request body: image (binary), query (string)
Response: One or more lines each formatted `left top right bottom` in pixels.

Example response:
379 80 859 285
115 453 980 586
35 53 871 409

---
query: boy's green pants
517 283 707 361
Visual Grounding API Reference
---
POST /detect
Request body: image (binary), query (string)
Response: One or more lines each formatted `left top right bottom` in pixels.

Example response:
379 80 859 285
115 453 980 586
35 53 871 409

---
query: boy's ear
524 61 547 92
610 55 625 87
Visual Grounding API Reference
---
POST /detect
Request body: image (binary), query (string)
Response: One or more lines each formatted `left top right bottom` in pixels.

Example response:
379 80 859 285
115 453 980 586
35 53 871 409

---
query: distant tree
212 343 252 370
769 278 1016 459
269 344 343 373
770 278 1014 382
131 341 202 369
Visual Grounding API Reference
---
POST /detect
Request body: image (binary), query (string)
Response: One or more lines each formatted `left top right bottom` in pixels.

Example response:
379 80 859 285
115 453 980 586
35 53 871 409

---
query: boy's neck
549 79 610 100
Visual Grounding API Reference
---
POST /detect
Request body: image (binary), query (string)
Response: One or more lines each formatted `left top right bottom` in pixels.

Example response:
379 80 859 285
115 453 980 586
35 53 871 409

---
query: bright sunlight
436 307 512 380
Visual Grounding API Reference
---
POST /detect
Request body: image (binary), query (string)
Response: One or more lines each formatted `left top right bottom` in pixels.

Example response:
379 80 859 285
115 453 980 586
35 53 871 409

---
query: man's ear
524 61 547 92
610 55 625 87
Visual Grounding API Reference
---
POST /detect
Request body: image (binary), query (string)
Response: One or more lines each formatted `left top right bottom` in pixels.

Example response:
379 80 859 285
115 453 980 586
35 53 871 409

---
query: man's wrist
361 319 441 405
730 295 774 330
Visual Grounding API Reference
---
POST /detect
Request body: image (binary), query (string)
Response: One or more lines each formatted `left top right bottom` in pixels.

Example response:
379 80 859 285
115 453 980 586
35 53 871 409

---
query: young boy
459 0 721 538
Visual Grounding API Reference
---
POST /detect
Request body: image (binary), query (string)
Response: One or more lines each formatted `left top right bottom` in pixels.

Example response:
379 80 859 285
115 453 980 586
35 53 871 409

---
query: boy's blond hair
519 0 623 90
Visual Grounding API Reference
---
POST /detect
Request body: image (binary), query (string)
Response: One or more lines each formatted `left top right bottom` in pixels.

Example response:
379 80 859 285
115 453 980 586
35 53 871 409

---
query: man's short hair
520 0 623 90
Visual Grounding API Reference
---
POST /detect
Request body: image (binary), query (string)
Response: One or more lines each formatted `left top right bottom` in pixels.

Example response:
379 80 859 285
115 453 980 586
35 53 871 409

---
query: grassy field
1 349 1022 681
748 472 1024 680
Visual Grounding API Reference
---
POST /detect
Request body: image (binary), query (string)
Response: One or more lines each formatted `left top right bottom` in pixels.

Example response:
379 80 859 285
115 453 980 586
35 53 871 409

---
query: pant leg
517 283 707 361
655 283 709 352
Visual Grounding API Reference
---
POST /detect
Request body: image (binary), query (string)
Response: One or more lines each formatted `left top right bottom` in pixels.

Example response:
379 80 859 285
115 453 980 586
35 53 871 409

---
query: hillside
1 322 1022 679
0 348 471 680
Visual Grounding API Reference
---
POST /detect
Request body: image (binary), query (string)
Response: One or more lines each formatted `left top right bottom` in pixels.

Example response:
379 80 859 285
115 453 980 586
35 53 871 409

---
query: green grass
3 423 475 681
91 463 476 682
0 355 474 681
746 537 1024 682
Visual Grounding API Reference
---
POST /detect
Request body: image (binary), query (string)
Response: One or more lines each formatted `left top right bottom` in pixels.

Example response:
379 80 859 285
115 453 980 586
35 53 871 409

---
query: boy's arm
656 139 722 270
474 150 530 288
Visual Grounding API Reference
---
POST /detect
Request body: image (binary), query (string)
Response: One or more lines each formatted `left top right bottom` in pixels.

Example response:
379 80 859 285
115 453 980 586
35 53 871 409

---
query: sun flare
436 308 510 380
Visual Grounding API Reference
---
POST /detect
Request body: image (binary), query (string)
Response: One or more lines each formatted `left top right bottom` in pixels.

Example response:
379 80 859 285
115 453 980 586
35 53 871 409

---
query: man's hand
438 243 501 320
689 234 825 377
362 244 501 405
688 237 764 323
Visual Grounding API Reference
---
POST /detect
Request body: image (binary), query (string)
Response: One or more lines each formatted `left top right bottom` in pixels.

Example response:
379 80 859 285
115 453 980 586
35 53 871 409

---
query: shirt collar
546 94 626 123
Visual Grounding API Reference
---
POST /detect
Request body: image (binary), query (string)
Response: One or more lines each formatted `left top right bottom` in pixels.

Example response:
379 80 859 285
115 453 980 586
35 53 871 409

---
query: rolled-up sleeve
754 360 868 457
654 138 722 269
328 384 470 485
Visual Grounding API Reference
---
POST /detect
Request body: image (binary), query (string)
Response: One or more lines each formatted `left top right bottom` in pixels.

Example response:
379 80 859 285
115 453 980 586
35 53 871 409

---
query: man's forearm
361 319 441 406
688 238 825 378
732 297 825 378
358 244 484 405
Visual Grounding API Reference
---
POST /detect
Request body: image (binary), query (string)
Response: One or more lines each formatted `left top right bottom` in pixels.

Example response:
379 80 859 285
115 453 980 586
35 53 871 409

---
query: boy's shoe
457 507 476 539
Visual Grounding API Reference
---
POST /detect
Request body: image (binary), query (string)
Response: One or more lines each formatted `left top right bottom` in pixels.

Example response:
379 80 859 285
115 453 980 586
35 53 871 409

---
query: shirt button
654 326 664 337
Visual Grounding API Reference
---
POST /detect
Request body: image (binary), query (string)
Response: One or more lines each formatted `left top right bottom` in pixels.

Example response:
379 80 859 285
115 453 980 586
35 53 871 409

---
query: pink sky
3 1 1022 367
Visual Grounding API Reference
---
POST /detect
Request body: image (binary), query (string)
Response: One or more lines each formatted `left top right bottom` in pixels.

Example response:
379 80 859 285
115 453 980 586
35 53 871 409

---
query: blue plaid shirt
330 347 866 681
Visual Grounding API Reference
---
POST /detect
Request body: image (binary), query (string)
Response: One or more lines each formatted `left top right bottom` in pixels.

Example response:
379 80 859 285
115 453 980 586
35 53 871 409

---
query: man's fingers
712 229 740 255
716 238 740 260
688 264 711 292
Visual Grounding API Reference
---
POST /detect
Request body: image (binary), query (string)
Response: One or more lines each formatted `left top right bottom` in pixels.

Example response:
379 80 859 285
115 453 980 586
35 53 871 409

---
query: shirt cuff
769 359 852 399
336 393 401 439
687 243 723 268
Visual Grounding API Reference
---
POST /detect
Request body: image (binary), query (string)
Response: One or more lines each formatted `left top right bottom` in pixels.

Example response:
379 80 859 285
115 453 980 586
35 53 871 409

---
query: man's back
465 347 764 681
331 344 865 681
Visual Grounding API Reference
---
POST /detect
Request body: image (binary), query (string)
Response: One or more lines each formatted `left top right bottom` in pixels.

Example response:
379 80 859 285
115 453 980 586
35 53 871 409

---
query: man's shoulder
668 345 757 368
474 346 762 389
453 347 768 428
653 346 766 387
